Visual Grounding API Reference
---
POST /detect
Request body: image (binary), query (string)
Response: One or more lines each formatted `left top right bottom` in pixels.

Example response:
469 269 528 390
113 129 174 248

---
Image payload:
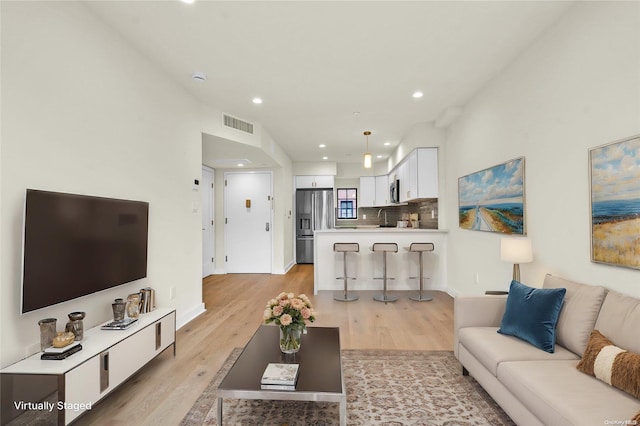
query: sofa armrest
454 295 507 358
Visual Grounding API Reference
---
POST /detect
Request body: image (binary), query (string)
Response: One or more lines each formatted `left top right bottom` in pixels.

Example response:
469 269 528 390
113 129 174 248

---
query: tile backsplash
335 199 438 229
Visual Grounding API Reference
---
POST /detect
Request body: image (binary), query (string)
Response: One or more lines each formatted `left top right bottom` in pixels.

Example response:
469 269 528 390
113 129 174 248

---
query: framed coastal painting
458 157 525 234
589 135 640 269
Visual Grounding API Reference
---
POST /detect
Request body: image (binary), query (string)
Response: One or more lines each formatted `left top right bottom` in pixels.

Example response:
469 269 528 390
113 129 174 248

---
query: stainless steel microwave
390 179 400 204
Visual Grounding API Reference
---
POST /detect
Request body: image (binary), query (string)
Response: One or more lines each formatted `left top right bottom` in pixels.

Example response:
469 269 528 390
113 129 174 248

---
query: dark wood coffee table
217 325 345 425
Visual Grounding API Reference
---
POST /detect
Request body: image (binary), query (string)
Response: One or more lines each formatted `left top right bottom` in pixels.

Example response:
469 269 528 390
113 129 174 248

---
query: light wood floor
78 264 454 425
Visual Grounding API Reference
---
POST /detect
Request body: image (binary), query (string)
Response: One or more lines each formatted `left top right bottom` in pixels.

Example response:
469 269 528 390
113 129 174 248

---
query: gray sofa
454 274 640 425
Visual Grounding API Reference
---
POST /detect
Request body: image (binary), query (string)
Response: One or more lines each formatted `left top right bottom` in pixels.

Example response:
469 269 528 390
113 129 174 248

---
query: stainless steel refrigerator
296 189 334 263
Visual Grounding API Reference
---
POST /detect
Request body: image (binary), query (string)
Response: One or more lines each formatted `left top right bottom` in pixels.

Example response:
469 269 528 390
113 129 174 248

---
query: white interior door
202 166 215 277
224 172 272 273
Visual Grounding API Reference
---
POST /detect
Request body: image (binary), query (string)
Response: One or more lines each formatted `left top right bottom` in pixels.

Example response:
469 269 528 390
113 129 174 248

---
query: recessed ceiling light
322 156 328 160
237 163 245 167
377 155 384 159
412 91 424 98
319 144 326 148
384 142 391 146
252 98 263 104
181 0 195 4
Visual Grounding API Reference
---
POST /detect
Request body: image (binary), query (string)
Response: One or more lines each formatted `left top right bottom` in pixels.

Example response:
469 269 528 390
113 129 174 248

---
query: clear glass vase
279 326 302 354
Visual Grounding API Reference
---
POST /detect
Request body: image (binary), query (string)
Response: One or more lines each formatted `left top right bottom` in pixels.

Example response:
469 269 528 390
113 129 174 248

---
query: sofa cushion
576 330 640 400
498 359 640 425
498 280 566 353
594 290 640 354
458 327 578 376
542 274 607 356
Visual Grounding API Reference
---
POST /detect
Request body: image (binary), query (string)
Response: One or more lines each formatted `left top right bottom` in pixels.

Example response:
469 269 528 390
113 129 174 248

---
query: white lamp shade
500 238 533 263
363 153 372 169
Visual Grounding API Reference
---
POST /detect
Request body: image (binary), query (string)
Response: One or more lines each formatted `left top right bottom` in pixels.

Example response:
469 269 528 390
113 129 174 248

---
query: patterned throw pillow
576 330 640 400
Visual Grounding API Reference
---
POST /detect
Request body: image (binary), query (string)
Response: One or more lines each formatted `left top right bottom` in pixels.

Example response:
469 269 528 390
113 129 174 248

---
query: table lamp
500 237 533 282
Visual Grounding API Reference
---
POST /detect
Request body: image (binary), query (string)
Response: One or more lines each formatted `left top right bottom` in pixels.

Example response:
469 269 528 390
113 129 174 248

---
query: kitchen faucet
377 208 387 225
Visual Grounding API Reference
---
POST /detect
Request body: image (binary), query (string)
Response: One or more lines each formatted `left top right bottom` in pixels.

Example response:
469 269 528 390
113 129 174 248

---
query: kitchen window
337 188 357 219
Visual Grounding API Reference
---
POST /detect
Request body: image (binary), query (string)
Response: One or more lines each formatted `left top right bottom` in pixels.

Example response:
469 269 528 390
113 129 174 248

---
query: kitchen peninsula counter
313 228 448 295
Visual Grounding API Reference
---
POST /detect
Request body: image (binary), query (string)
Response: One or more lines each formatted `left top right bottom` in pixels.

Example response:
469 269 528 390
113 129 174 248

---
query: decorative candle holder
65 311 85 341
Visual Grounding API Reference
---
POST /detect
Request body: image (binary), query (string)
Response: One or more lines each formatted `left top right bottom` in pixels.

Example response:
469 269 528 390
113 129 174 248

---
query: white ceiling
84 1 574 168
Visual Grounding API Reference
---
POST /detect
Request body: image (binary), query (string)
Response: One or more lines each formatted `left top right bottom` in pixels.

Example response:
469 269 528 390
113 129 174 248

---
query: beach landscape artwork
590 135 640 269
458 157 525 234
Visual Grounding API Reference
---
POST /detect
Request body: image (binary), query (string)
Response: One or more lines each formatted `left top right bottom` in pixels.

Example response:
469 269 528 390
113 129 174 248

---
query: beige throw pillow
542 274 606 356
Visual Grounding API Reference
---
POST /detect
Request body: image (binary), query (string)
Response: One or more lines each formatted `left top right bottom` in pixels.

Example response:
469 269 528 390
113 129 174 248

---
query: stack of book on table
260 363 299 390
41 341 83 360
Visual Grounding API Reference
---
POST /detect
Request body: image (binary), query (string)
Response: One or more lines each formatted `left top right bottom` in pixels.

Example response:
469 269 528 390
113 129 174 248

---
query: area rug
181 348 515 426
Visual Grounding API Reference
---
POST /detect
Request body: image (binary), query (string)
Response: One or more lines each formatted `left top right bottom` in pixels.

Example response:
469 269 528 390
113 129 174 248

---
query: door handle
265 222 270 232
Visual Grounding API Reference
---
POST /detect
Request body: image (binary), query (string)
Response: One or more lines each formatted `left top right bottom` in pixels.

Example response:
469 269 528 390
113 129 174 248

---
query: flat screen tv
21 189 149 314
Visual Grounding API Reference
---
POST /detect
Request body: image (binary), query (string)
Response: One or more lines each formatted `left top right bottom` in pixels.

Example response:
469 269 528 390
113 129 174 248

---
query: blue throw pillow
498 280 566 353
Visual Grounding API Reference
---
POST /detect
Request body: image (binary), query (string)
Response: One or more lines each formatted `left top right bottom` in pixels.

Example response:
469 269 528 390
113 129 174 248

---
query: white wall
388 122 445 171
445 2 640 297
336 163 364 180
206 127 293 275
292 162 337 176
261 131 294 274
1 2 203 366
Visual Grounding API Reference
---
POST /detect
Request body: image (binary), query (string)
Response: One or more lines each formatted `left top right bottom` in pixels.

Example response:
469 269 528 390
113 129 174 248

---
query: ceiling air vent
223 114 254 135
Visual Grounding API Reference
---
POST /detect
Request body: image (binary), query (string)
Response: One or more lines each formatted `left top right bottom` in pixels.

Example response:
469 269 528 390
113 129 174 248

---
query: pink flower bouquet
264 292 316 353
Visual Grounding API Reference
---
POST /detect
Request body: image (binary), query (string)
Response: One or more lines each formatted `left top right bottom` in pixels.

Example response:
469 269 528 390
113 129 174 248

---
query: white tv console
1 308 176 425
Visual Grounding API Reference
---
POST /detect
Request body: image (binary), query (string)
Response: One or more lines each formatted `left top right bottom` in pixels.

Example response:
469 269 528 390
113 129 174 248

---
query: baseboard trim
284 260 295 274
176 303 206 330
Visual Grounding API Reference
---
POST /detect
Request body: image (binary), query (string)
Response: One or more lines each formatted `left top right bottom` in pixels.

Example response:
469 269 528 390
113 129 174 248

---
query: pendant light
363 131 372 169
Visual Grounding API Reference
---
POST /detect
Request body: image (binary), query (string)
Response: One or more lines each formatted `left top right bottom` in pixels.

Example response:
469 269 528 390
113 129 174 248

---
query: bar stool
406 242 435 302
333 243 360 302
371 243 398 303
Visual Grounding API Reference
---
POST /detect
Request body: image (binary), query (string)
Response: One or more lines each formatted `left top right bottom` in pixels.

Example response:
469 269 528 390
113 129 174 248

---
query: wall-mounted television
21 189 149 314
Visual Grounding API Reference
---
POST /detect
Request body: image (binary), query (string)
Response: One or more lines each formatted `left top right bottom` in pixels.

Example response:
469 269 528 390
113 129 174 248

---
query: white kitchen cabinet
417 148 438 198
1 308 176 426
388 148 438 202
375 175 389 206
295 176 315 188
359 175 390 206
295 175 334 189
407 150 419 200
359 176 376 207
314 175 335 188
398 164 406 195
360 147 437 206
395 152 418 202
